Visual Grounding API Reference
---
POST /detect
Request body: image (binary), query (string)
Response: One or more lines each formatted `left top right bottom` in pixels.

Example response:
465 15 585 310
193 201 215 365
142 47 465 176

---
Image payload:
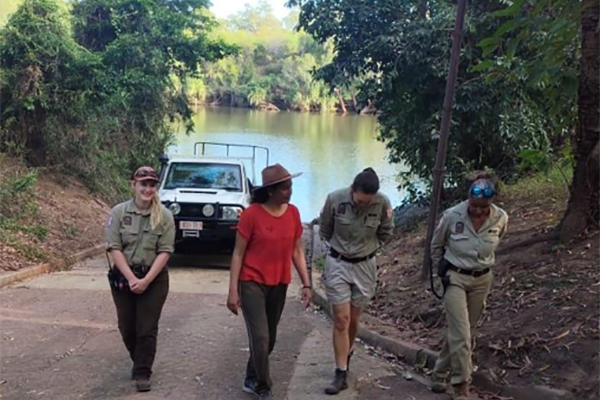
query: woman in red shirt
227 164 312 400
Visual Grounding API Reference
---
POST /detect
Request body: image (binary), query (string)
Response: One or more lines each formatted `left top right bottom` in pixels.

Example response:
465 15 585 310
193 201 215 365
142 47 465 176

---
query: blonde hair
150 192 163 230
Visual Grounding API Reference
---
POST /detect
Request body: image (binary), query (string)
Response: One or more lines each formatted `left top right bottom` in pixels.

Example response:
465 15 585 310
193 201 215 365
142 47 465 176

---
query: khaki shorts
323 254 377 308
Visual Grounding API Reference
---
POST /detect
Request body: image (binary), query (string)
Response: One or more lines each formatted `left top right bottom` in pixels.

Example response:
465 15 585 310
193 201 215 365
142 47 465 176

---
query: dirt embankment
364 191 600 398
0 158 109 272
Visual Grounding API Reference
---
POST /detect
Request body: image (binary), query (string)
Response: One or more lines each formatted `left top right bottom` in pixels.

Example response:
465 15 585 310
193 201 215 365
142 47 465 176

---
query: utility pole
422 0 469 280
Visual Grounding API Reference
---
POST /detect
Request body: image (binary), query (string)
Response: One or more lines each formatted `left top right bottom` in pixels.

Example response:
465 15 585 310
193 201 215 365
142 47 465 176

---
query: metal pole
421 0 469 280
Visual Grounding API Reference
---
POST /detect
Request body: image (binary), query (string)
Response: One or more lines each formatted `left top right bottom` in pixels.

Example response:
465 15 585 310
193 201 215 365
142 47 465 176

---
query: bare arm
292 238 311 287
292 238 312 308
144 253 170 283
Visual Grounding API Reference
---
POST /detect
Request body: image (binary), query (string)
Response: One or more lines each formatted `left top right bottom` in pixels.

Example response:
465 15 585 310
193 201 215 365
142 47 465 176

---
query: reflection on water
170 107 408 219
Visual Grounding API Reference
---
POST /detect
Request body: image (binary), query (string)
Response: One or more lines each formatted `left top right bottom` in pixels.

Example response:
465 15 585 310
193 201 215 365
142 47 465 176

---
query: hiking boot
242 378 257 394
257 391 274 400
431 375 448 393
135 379 152 392
324 368 348 395
452 382 470 400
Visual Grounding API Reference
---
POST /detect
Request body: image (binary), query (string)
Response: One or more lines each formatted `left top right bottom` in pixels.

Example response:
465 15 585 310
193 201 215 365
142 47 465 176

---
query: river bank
189 99 378 115
0 157 108 272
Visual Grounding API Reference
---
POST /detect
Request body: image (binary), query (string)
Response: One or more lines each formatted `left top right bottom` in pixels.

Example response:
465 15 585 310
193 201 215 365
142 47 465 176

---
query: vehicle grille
179 203 216 218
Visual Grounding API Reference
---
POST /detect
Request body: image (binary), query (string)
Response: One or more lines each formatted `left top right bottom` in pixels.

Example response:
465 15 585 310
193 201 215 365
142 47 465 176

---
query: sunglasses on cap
133 167 159 181
470 187 495 198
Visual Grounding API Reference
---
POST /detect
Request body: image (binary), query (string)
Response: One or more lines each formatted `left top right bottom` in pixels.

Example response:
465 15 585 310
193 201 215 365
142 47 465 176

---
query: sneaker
324 368 348 395
135 379 152 392
242 378 257 394
257 391 274 400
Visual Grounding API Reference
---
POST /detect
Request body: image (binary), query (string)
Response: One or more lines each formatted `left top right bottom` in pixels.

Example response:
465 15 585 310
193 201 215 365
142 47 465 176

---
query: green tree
198 3 340 112
290 0 571 191
0 0 101 164
478 0 599 241
1 0 233 199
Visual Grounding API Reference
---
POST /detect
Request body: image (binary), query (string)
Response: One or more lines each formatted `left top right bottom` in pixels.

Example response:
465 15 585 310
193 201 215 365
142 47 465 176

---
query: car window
164 163 243 191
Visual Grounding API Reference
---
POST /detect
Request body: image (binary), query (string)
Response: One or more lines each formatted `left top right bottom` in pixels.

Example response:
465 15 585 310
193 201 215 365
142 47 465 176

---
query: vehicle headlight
202 204 216 217
222 206 243 220
168 202 181 215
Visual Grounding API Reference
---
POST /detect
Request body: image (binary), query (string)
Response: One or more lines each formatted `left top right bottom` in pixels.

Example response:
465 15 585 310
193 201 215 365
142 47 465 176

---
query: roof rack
193 142 270 184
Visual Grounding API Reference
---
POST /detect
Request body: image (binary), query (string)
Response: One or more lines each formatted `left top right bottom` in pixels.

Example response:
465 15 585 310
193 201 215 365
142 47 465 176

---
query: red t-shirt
237 203 303 285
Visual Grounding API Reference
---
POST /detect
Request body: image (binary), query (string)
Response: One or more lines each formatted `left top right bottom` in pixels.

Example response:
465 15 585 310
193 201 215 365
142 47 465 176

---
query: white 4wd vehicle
158 142 269 253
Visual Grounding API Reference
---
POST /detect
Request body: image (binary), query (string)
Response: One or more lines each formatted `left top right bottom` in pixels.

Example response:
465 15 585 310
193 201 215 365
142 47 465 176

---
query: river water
170 107 408 219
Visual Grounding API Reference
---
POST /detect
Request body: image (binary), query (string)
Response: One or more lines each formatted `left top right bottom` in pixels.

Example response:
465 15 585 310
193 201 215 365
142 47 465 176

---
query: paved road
0 254 446 400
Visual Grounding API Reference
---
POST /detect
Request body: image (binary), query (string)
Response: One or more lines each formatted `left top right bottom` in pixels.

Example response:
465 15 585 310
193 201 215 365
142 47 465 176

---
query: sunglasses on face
471 187 495 198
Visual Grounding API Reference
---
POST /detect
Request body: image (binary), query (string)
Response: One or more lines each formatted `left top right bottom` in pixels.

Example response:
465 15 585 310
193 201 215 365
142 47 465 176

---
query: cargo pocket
120 228 138 247
142 228 160 251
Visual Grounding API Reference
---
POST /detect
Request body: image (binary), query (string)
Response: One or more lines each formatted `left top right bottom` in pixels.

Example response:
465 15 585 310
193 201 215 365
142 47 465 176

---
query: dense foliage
191 1 365 112
478 0 598 239
290 0 576 192
0 0 232 200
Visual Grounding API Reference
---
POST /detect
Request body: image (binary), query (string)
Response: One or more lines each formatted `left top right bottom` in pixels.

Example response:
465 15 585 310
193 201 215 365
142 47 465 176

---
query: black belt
329 248 376 264
448 264 490 277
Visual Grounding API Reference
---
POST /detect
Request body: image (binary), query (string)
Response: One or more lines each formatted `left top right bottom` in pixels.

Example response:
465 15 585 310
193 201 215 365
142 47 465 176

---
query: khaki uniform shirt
431 200 508 270
319 187 394 258
105 199 175 267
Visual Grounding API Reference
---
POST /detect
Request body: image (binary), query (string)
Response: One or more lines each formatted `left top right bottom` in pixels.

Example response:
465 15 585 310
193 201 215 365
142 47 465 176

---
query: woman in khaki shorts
318 168 394 395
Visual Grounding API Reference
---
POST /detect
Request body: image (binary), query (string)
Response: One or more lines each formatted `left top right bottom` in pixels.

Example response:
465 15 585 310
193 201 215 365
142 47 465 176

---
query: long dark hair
251 181 286 204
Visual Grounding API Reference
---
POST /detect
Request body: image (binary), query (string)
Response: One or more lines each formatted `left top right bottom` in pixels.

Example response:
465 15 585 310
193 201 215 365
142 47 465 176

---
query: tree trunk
559 0 600 242
351 90 358 113
334 87 347 114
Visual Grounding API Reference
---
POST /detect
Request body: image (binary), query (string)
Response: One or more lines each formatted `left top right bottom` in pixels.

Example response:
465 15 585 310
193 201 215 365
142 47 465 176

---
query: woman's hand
130 277 149 294
227 289 241 315
301 287 312 308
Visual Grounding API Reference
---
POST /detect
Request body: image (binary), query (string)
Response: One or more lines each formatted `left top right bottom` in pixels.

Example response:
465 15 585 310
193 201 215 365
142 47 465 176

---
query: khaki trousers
433 270 493 385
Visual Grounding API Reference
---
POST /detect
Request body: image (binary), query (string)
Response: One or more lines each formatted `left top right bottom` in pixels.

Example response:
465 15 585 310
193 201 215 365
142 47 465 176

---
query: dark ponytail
352 167 379 194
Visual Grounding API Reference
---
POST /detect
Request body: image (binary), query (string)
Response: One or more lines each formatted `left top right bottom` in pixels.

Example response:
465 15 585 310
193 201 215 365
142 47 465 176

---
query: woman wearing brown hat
104 166 175 392
227 164 312 400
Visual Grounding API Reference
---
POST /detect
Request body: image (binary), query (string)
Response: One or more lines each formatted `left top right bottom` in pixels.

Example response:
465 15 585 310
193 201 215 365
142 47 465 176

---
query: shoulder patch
386 208 393 219
104 216 113 227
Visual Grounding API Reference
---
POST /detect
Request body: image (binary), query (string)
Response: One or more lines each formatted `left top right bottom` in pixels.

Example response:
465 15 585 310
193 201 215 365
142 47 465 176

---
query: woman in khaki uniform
104 166 175 392
430 174 508 400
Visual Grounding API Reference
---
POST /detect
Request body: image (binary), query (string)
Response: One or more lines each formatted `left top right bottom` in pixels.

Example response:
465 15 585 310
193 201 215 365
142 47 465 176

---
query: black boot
325 369 348 395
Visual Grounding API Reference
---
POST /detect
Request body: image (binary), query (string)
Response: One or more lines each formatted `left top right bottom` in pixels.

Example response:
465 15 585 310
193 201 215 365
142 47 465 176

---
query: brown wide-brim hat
133 166 160 182
253 164 302 191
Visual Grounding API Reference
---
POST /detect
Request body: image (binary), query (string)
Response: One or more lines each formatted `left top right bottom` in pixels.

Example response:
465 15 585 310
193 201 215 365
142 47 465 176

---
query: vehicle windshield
164 162 243 191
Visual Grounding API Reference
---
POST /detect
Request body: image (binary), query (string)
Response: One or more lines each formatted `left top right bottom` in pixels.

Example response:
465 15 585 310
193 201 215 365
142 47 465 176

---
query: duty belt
448 264 490 278
329 248 376 264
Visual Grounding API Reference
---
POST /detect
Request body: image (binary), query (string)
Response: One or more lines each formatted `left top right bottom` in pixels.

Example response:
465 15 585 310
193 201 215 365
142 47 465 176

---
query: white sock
337 365 347 371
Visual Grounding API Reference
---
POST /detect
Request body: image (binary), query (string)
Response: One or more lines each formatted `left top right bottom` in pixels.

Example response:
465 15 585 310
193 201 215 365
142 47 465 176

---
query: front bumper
174 218 238 252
